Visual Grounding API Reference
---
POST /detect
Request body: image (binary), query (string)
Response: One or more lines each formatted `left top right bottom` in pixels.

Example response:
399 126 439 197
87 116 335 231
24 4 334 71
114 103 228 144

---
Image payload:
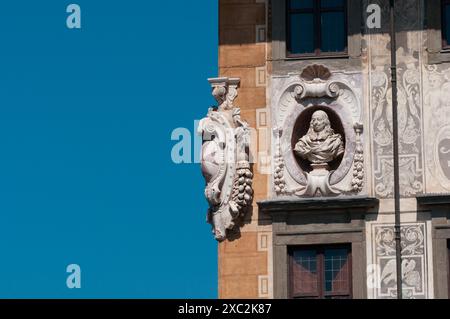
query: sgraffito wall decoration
369 223 429 299
367 0 425 198
423 64 450 191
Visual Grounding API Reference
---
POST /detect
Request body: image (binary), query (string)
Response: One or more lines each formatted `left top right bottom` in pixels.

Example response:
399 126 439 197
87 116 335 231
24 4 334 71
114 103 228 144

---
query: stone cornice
416 193 450 206
258 196 379 215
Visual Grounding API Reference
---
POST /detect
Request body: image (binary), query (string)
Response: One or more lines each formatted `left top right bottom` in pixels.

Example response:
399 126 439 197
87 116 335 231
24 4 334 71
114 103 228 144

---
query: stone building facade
199 0 450 299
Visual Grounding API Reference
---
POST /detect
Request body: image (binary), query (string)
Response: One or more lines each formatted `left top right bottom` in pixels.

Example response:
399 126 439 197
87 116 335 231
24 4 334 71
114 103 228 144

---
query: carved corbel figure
198 77 253 241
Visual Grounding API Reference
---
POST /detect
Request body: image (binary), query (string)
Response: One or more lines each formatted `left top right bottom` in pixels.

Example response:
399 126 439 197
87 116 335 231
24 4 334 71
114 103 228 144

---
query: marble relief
199 77 253 241
271 65 365 197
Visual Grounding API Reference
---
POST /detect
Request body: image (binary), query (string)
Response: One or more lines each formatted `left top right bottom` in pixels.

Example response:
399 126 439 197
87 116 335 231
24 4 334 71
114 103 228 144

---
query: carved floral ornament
198 77 253 241
273 65 364 197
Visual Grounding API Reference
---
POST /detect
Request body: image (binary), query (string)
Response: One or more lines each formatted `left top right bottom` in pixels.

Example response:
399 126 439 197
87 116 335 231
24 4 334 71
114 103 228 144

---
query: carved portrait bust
294 110 345 165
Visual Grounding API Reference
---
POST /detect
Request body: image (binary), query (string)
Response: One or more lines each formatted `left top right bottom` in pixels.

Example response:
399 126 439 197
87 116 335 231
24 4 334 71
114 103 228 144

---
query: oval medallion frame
281 94 356 186
435 125 450 190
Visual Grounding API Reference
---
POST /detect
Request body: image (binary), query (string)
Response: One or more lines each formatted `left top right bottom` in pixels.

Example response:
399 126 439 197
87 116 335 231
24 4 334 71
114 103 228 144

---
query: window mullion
289 9 315 14
315 0 321 56
318 248 324 299
321 8 344 13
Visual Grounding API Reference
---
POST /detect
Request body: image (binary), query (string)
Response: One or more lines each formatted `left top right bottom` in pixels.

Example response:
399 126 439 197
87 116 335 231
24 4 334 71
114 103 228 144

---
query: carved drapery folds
198 78 253 241
273 65 365 198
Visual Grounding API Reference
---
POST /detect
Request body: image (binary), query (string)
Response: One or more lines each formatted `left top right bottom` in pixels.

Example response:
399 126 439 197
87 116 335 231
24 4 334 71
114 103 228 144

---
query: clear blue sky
0 0 218 298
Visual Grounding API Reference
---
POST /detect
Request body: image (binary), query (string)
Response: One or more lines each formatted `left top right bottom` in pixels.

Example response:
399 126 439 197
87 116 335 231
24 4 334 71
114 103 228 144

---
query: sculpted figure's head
310 110 330 133
429 73 443 90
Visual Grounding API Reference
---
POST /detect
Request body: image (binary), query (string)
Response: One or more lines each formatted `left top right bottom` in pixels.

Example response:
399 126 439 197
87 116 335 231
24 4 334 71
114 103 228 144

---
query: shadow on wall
219 0 428 47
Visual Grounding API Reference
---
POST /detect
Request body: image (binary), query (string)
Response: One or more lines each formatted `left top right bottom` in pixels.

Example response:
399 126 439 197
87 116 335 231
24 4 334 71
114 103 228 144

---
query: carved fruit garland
352 123 365 193
231 163 253 216
273 128 287 195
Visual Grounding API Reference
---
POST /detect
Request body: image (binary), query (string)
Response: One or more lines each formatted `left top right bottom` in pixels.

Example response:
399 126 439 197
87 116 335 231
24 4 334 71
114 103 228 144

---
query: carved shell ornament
301 64 332 81
292 65 340 101
198 77 253 241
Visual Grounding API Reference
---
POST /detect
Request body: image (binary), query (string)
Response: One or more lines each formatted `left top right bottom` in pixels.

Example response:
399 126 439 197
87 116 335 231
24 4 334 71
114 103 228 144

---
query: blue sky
0 1 218 298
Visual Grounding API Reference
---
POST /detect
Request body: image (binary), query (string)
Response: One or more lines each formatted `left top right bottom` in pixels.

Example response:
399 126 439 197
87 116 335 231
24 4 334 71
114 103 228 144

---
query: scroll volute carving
294 64 340 101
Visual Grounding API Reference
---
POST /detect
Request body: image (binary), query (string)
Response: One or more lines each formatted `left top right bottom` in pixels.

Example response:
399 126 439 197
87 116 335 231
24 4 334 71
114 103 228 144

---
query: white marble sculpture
272 64 365 197
198 77 253 241
294 110 345 197
294 110 345 164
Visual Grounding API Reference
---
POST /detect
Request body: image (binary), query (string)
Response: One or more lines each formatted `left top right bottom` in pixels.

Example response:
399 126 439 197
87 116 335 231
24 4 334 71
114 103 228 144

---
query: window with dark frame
442 0 450 49
287 0 348 57
448 240 450 298
289 244 352 299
